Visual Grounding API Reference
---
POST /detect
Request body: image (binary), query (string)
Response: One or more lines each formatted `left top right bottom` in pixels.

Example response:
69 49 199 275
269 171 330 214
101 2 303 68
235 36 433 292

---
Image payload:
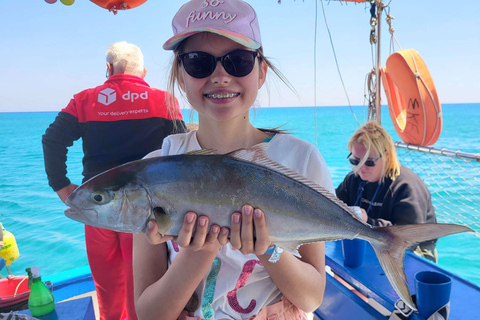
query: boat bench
320 241 480 320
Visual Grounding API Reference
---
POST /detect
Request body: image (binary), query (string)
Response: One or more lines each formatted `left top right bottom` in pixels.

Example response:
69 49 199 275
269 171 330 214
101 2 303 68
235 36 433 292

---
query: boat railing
394 142 480 162
394 142 480 234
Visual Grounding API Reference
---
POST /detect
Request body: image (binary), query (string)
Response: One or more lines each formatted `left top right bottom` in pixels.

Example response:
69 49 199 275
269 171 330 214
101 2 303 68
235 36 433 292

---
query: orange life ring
90 0 147 13
381 49 442 146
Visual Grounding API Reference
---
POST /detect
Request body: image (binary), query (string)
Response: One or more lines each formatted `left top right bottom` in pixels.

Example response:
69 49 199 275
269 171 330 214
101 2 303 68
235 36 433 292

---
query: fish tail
370 223 472 311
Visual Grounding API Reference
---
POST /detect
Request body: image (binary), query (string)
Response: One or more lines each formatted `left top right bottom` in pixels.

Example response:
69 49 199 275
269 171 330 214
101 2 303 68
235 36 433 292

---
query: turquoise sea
1 103 479 286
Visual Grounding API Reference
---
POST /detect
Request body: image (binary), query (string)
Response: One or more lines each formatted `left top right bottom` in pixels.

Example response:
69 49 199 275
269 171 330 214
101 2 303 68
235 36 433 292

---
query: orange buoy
381 49 442 146
90 0 147 14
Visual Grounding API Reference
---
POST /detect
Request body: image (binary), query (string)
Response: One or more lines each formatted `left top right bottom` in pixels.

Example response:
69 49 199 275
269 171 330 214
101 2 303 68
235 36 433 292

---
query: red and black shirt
42 74 185 191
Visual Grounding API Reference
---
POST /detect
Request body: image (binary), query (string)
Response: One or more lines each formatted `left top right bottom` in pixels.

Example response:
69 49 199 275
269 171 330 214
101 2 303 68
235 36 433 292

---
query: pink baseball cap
163 0 261 51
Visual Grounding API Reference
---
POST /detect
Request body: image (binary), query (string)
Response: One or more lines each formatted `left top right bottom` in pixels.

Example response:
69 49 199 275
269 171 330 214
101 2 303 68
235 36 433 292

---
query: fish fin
228 144 317 187
229 144 351 211
184 149 217 155
153 207 174 237
226 143 269 162
371 223 472 311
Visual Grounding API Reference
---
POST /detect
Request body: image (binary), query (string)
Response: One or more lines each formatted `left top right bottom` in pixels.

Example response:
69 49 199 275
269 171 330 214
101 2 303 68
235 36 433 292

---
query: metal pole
394 142 480 162
375 0 383 125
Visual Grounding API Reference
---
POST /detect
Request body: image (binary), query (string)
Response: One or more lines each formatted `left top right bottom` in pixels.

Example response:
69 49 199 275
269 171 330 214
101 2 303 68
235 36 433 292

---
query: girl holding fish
133 1 335 319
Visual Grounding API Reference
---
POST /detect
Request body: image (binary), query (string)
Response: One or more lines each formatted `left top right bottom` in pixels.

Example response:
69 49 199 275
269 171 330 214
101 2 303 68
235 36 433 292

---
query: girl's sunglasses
347 153 381 167
178 50 259 79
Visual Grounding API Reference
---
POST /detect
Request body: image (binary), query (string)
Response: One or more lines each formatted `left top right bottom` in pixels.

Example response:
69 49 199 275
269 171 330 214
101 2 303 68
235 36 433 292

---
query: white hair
106 41 144 77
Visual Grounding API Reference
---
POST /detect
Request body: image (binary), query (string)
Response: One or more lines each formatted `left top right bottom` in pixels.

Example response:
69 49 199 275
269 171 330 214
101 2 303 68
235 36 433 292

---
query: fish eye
90 191 111 204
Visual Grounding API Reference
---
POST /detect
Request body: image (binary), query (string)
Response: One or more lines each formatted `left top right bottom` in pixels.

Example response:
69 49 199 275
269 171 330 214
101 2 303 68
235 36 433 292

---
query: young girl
133 1 334 319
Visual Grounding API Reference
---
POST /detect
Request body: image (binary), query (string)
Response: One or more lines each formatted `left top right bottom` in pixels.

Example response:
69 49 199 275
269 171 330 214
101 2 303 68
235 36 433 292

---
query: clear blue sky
1 0 478 112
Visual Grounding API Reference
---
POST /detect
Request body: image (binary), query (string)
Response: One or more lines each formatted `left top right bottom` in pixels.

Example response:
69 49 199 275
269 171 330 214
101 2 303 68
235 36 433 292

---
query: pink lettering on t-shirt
227 259 262 314
171 240 180 252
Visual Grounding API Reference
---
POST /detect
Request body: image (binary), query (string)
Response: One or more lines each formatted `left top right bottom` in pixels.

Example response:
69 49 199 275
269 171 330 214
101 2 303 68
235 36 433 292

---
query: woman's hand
144 212 230 250
230 205 271 256
360 208 368 223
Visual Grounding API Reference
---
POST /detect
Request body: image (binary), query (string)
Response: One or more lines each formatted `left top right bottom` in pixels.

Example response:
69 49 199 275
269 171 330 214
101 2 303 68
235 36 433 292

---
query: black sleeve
335 172 355 205
367 214 394 227
368 169 433 227
335 179 349 203
390 180 431 225
42 112 82 191
366 183 396 227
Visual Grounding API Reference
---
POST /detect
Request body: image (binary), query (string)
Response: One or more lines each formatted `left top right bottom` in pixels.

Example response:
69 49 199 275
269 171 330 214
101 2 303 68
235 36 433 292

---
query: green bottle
26 267 55 317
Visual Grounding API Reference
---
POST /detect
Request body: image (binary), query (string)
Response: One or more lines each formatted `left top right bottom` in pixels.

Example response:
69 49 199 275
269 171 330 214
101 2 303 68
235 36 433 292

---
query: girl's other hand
176 212 228 253
145 212 230 248
145 219 175 245
230 205 271 256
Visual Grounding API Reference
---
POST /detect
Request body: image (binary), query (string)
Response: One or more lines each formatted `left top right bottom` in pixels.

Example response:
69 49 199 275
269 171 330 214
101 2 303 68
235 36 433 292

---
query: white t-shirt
145 131 334 319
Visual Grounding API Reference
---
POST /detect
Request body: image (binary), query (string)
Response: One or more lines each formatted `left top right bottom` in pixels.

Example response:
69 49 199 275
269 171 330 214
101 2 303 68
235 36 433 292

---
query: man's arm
42 111 81 193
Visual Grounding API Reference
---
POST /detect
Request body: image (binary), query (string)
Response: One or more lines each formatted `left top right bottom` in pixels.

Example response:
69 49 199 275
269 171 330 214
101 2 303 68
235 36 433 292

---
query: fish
65 143 472 310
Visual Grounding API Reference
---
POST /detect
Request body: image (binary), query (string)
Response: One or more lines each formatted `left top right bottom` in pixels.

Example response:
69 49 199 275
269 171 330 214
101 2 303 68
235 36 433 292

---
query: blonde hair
347 121 401 183
106 41 144 77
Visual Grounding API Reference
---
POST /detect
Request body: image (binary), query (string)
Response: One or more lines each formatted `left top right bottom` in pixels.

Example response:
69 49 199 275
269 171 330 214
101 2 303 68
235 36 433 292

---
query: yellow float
0 223 20 267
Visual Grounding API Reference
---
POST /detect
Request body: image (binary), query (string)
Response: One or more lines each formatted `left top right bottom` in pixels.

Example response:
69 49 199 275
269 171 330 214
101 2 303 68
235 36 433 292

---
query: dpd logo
122 91 149 102
98 88 116 106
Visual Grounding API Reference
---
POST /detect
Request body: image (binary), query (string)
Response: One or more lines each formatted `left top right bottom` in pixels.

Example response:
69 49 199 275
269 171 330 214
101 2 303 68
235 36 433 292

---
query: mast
368 0 384 124
375 0 383 124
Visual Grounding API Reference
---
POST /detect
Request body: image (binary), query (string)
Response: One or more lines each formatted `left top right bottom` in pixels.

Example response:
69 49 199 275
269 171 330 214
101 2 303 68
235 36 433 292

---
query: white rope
405 49 442 146
319 0 360 127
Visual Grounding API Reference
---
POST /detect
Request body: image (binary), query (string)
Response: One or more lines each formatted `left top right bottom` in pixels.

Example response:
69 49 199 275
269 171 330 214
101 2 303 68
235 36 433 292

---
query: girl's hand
230 205 271 256
176 212 229 253
144 219 175 245
144 212 230 249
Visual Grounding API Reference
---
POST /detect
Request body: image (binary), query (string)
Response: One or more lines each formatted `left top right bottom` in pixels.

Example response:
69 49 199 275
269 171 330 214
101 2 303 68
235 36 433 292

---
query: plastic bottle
26 267 55 316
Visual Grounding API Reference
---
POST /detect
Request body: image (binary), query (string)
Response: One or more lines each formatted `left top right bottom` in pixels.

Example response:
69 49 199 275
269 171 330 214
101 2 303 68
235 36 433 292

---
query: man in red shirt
42 41 185 320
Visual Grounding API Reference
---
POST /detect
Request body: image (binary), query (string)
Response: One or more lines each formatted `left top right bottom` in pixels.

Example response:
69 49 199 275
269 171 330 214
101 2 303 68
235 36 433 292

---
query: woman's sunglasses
178 50 259 79
347 153 381 167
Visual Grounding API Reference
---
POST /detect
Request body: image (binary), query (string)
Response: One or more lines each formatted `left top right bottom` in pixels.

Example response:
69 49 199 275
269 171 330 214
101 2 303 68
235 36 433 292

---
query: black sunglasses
347 152 382 167
178 50 259 79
